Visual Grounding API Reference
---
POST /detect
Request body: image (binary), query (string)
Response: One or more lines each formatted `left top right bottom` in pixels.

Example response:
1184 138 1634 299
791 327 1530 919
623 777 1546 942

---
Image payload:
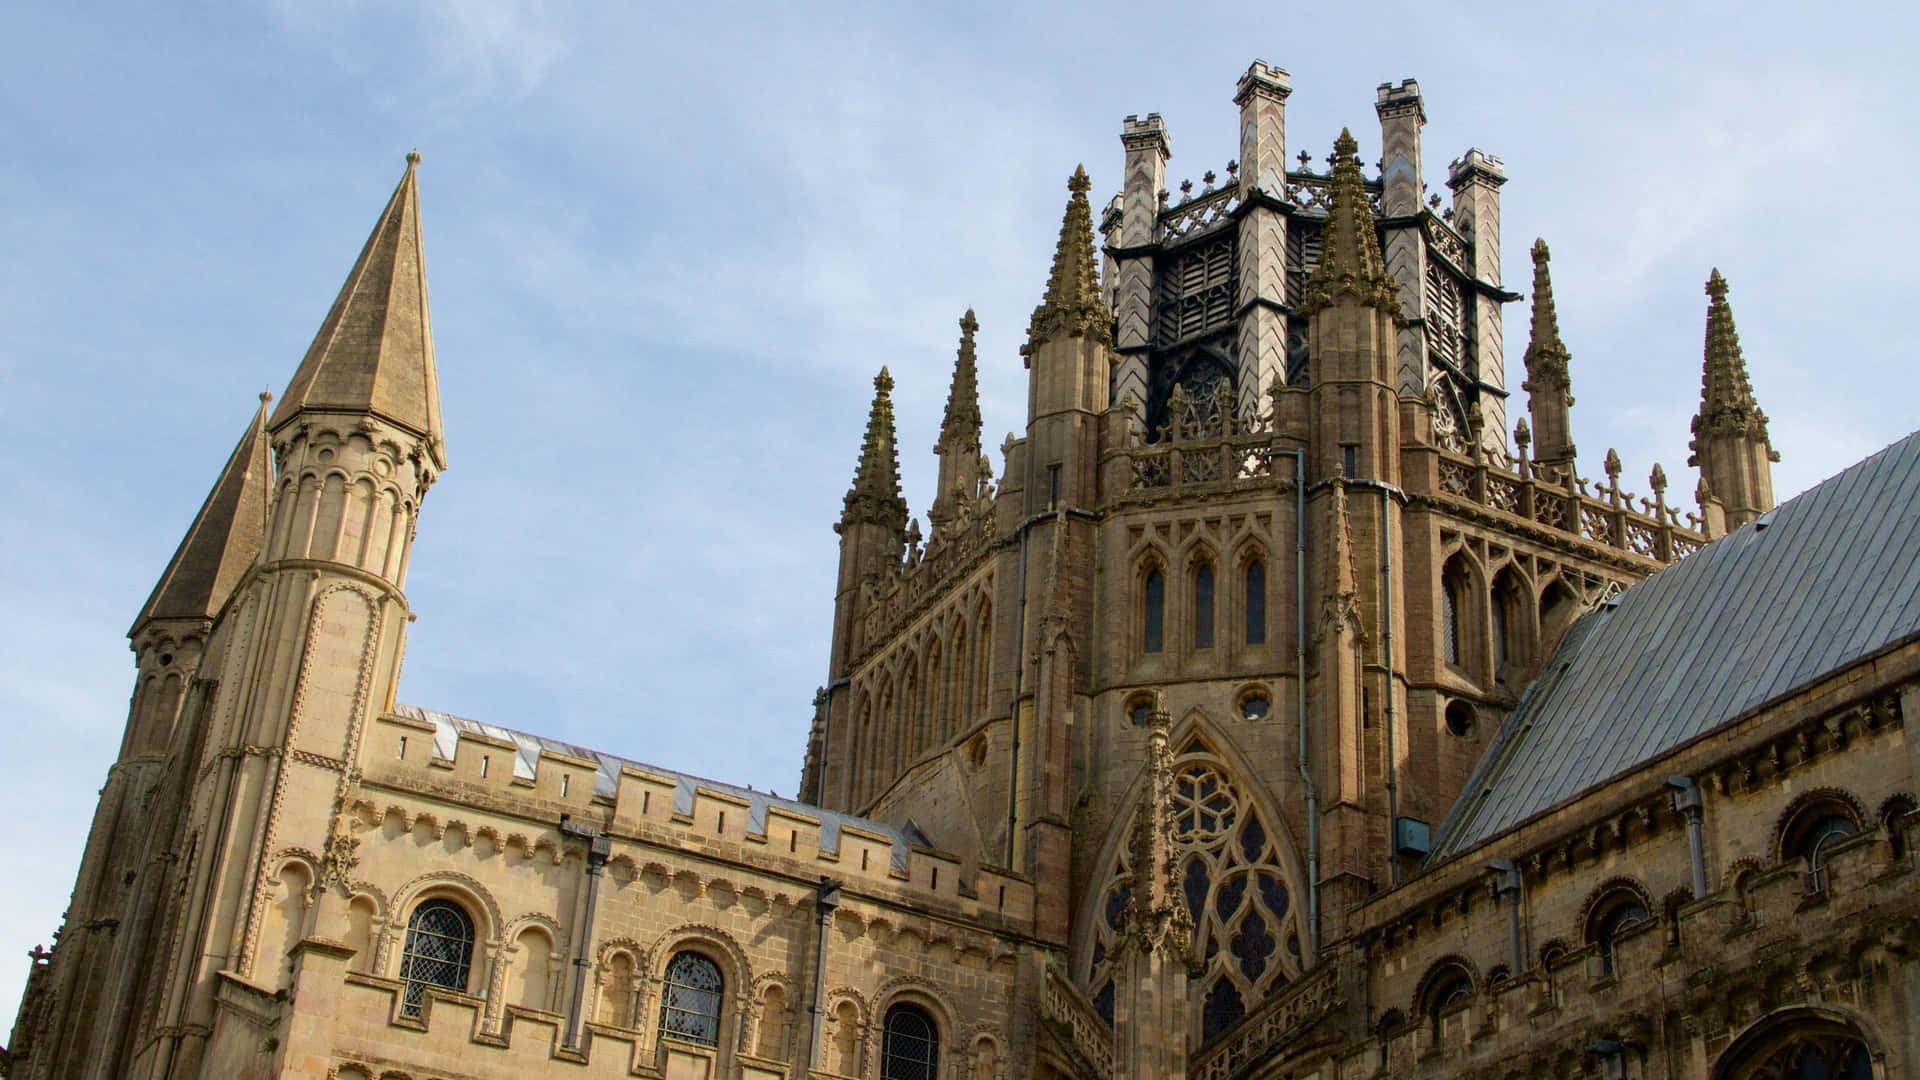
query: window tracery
1715 1014 1875 1080
1085 740 1302 1045
658 950 724 1047
398 898 474 1018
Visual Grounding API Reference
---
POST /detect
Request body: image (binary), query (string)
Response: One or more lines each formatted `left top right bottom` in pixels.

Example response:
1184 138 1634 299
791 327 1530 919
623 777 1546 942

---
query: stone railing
1283 167 1384 218
1110 384 1290 503
858 512 995 648
1159 183 1240 243
1430 442 1706 563
1190 962 1342 1080
1040 961 1114 1077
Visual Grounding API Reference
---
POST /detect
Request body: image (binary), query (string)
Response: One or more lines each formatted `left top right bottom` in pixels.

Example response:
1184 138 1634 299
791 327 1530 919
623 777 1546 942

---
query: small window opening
642 791 651 815
561 774 570 797
1244 559 1267 645
1128 700 1153 727
1240 694 1270 721
716 811 726 834
398 736 408 760
1444 700 1475 738
861 849 870 872
930 867 939 889
480 754 490 778
1342 444 1358 479
788 831 797 853
1143 568 1165 653
159 653 174 667
1047 464 1061 510
997 885 1006 912
1193 563 1215 650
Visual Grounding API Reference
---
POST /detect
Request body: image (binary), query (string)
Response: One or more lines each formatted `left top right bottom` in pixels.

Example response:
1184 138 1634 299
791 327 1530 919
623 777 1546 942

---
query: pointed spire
1022 166 1110 356
938 309 983 449
841 367 908 533
270 152 445 467
1522 239 1576 466
1689 269 1772 453
131 394 274 635
1300 130 1398 317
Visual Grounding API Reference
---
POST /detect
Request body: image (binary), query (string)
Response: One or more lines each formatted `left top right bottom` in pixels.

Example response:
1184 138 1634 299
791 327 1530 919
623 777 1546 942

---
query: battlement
367 706 1034 922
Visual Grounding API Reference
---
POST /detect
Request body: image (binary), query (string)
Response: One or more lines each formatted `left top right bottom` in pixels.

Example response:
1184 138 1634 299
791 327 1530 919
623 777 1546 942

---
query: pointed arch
1235 540 1270 648
973 598 993 721
947 614 969 741
1136 550 1168 656
1187 545 1218 651
1076 712 1310 1048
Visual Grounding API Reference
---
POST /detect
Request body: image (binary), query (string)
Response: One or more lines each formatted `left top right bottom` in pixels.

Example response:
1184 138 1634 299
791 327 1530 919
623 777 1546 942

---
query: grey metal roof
1431 429 1920 861
392 704 911 873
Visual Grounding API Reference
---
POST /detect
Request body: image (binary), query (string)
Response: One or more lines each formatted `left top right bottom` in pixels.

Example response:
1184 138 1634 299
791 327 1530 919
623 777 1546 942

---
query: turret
1688 269 1777 529
1233 62 1292 413
1020 165 1112 511
1522 239 1577 474
1112 114 1170 423
139 153 446 1080
1375 78 1430 396
1446 148 1510 450
927 310 984 540
1302 129 1403 484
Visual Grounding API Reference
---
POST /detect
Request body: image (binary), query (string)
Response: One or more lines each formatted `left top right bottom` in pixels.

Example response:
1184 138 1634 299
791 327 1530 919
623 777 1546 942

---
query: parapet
1447 147 1507 187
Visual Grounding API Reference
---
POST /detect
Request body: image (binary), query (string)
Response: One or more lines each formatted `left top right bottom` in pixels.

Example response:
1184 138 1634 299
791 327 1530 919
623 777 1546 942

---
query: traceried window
398 898 474 1017
1085 737 1303 1046
1142 568 1165 654
658 950 724 1047
880 1003 939 1080
1243 558 1266 645
1714 1012 1874 1080
1192 562 1215 650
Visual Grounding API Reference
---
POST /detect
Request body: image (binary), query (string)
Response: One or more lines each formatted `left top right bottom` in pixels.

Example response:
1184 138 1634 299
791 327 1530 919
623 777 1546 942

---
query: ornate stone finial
1298 130 1399 319
1179 178 1193 198
1689 269 1777 462
1522 239 1573 402
259 389 273 405
1650 463 1668 494
938 309 984 450
1202 170 1216 188
1696 475 1714 503
1023 166 1110 356
1297 149 1311 169
840 367 909 534
405 149 422 167
1514 417 1531 453
1604 448 1622 481
1429 193 1442 210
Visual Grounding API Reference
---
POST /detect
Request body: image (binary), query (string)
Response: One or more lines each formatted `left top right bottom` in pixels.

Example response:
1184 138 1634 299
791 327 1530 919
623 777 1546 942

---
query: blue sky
3 0 1916 1026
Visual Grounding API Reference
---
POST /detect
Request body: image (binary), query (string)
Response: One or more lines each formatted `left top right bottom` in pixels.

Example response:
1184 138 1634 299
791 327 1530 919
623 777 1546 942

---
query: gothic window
1192 561 1215 650
1154 237 1237 347
1490 568 1523 677
1587 891 1651 976
1085 739 1303 1049
1713 1012 1875 1080
880 1003 939 1080
1441 574 1461 667
1243 558 1266 645
1146 349 1236 442
1142 568 1165 654
398 898 474 1018
658 950 724 1047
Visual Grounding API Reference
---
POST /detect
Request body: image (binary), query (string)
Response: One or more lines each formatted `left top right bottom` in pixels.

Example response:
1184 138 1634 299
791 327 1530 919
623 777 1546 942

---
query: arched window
398 898 475 1017
1440 574 1461 666
880 1002 939 1080
1142 568 1165 653
1192 562 1215 650
1588 892 1651 976
658 950 724 1047
1243 558 1266 645
1422 966 1474 1042
1713 1011 1875 1080
1785 807 1860 893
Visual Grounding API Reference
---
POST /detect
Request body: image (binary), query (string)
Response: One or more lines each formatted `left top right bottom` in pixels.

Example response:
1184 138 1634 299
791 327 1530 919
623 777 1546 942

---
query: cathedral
8 61 1917 1080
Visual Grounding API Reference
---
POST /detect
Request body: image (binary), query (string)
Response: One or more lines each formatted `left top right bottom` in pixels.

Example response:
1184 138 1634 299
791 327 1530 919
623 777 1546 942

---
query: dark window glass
1143 569 1165 653
1441 576 1461 665
880 1003 939 1080
658 950 724 1047
398 899 474 1018
1594 902 1649 975
1244 560 1266 645
1193 564 1215 649
1491 587 1509 669
1201 977 1244 1042
1426 972 1472 1039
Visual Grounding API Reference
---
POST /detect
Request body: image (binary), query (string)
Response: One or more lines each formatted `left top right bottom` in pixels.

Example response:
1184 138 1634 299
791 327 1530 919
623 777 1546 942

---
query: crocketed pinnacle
132 394 274 635
938 309 983 449
1689 269 1772 458
1522 239 1573 403
1300 130 1399 318
1023 166 1110 356
1120 691 1193 958
841 367 909 532
270 151 446 468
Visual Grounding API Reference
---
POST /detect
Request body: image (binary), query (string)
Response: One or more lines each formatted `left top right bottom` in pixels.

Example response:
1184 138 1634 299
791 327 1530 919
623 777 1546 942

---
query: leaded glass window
658 950 724 1047
880 1003 939 1080
1193 563 1215 650
1085 737 1303 1049
398 899 474 1018
1244 559 1266 645
1143 569 1165 653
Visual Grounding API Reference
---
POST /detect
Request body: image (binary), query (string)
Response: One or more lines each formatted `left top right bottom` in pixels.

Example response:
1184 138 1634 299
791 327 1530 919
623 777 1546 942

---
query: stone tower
807 63 1725 1067
18 154 446 1080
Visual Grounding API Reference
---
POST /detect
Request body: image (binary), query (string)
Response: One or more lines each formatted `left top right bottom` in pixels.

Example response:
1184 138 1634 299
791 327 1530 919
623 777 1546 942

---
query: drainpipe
1380 486 1400 886
559 816 610 1052
1488 859 1523 974
1270 449 1317 959
806 877 843 1069
1667 777 1708 898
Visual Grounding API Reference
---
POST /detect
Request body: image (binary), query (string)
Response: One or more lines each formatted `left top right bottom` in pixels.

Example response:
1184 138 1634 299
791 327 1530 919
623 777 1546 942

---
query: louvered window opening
1425 265 1466 371
880 1003 939 1080
1155 238 1237 347
658 950 724 1047
398 899 474 1018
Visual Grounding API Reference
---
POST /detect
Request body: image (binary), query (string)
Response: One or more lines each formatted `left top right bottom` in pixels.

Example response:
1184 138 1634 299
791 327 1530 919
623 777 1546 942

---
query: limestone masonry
8 62 1916 1080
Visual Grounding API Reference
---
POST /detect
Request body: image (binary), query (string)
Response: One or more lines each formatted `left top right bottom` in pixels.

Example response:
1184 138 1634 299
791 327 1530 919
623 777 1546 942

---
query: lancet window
1243 557 1266 646
1085 738 1303 1045
1142 568 1165 654
1192 561 1215 650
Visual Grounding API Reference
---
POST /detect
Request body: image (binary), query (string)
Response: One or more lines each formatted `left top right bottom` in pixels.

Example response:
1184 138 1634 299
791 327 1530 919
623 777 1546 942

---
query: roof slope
269 153 444 467
1432 428 1920 860
131 395 272 634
